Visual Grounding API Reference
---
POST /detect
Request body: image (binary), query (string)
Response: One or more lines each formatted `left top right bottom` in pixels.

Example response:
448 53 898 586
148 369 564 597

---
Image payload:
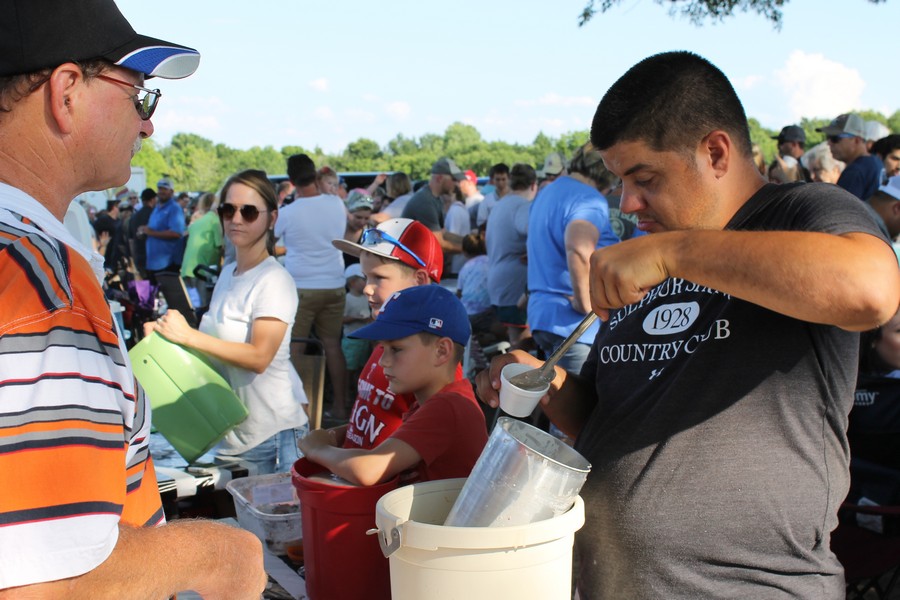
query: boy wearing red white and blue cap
331 218 468 452
298 285 487 486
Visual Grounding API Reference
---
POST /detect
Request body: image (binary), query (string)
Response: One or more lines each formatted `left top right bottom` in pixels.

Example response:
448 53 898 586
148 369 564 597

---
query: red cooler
291 458 397 600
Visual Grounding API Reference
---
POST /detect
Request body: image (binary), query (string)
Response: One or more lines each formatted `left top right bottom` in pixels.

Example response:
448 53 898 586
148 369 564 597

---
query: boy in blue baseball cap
298 284 488 485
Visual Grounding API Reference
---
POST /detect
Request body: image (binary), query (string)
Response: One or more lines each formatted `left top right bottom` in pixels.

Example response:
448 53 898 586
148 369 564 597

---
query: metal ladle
506 312 599 390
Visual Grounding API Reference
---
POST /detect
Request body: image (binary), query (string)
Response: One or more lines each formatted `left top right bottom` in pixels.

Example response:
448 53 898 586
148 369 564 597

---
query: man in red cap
459 169 485 229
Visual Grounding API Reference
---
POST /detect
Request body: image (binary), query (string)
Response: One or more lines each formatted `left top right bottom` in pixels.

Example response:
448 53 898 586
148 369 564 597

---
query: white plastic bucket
372 478 585 600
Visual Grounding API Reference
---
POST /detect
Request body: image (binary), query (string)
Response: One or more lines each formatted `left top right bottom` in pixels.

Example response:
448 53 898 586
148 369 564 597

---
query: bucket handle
366 527 401 558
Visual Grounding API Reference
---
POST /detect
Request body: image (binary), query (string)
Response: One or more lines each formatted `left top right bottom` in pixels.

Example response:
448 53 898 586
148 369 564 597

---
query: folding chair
832 458 900 599
833 502 900 599
291 337 326 430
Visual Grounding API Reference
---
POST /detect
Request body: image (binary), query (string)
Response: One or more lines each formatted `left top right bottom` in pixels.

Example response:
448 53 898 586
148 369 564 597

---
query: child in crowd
456 231 495 379
341 263 372 414
329 218 463 450
297 285 488 485
457 231 491 321
342 189 374 246
316 166 340 196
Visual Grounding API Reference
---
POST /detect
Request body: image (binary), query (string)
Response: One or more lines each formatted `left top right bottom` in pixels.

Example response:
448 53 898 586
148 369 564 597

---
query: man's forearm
542 367 596 440
146 228 182 240
0 520 265 600
566 250 592 315
591 229 900 331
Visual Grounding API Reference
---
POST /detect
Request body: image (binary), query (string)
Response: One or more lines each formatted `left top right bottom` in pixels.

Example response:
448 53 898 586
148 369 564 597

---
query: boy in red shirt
297 285 487 484
331 218 461 449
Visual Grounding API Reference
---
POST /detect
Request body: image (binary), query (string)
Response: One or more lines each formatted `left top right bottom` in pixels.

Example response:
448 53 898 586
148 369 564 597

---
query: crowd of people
2 0 900 598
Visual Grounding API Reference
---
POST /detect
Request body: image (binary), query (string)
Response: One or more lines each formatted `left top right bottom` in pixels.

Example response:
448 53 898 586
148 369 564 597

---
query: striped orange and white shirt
0 184 162 589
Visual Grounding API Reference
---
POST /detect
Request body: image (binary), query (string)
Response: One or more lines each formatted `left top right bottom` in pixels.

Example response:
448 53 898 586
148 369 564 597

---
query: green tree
386 134 419 157
557 131 590 157
443 122 483 156
578 0 887 28
888 110 900 134
342 138 385 172
131 139 169 190
747 118 777 164
132 109 895 193
169 132 214 152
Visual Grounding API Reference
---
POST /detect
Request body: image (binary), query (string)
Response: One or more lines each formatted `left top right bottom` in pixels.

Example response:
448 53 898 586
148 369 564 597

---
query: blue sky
118 0 898 154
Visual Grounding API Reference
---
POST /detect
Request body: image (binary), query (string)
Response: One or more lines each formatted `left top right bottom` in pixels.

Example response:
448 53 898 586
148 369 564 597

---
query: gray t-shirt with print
573 182 888 599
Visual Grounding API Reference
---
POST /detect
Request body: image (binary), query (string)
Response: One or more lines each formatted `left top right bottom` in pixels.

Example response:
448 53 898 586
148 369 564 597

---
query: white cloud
384 101 411 120
150 95 226 142
154 112 222 137
537 117 566 129
775 51 865 120
313 106 334 120
309 78 329 92
514 92 596 109
733 75 764 91
362 93 380 103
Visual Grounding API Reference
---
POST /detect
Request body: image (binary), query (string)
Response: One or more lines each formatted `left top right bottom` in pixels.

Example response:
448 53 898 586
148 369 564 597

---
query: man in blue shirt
141 177 186 273
817 113 883 200
526 143 620 373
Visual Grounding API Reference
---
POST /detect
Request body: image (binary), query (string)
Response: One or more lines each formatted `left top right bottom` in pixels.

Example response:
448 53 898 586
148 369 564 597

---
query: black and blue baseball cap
350 285 471 347
0 0 200 79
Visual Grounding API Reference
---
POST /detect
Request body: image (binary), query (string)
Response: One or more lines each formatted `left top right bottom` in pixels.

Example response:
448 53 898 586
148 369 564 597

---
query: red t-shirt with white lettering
391 378 488 484
343 345 464 450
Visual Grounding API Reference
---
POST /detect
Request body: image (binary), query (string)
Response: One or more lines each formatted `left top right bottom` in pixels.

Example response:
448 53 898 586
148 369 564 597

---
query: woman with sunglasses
147 169 308 474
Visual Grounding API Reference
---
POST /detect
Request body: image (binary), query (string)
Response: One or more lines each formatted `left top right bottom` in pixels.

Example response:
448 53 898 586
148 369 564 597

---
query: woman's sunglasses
217 202 269 223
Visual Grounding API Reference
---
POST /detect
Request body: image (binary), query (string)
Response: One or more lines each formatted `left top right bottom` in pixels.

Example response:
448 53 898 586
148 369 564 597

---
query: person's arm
366 173 388 196
144 228 181 240
565 220 600 315
589 229 900 331
369 211 393 224
147 309 288 374
474 349 596 439
327 423 349 446
0 520 265 600
297 429 420 486
430 229 461 255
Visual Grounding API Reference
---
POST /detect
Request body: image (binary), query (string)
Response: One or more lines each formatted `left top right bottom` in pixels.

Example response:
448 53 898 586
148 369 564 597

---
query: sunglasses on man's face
827 133 855 144
96 74 161 121
217 202 269 223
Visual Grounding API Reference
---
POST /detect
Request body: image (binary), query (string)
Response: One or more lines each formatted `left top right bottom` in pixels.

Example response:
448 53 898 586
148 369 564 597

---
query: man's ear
414 269 431 285
47 63 83 135
703 130 732 179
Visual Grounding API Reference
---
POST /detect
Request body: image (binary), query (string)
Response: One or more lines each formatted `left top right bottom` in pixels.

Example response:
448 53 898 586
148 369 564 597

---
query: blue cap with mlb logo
349 284 470 346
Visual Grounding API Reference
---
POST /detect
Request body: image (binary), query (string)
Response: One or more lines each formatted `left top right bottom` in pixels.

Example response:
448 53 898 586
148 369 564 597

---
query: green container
129 332 248 463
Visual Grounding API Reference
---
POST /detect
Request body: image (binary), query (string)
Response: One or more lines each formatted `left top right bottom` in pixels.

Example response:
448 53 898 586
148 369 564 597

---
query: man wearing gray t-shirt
478 52 900 599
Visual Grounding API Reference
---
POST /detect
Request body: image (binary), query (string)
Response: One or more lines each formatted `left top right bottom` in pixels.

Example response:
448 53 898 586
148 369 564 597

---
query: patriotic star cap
333 218 443 283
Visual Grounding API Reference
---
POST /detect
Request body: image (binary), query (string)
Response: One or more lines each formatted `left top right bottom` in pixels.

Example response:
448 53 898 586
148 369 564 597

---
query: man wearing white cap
817 113 884 200
0 0 265 597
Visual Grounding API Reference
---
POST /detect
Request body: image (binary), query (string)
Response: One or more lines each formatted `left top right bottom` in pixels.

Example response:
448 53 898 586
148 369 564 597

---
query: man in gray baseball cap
402 157 466 255
817 113 884 200
0 1 265 597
